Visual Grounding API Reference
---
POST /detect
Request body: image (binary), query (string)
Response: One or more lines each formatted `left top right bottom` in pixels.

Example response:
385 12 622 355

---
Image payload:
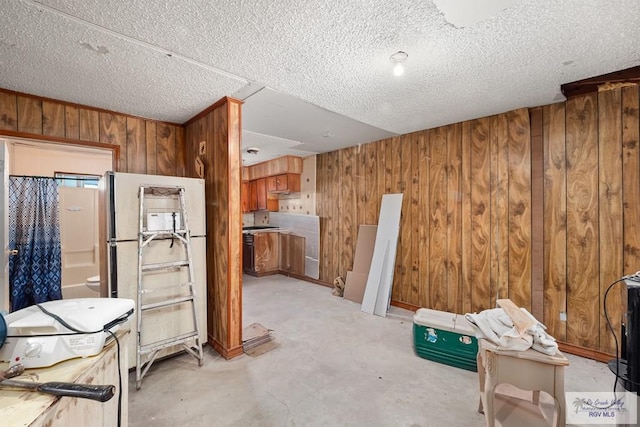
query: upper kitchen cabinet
245 177 277 212
249 180 258 211
246 155 302 180
241 181 250 213
256 178 267 210
266 176 276 192
242 156 304 212
266 173 300 194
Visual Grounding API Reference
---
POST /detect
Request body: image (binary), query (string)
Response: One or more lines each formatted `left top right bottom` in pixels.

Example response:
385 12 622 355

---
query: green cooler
413 308 478 372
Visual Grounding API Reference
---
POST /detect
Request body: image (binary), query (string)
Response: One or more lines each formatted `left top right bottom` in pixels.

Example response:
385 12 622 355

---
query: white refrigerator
104 172 207 369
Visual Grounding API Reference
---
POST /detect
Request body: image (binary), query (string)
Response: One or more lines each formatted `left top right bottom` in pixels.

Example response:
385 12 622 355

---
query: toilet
85 275 101 293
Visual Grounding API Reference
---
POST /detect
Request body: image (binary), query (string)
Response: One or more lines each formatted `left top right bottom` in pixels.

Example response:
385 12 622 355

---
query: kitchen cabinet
279 233 305 276
242 178 268 212
256 178 267 210
243 231 305 276
266 195 279 212
247 178 267 212
252 231 280 275
249 180 258 211
266 173 300 193
242 181 250 213
245 177 286 212
266 176 277 192
245 155 303 181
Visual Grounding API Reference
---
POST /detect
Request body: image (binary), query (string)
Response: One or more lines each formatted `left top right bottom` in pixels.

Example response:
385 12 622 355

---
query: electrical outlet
559 312 567 321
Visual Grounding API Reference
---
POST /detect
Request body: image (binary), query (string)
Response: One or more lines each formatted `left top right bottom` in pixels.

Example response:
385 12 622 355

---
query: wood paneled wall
184 97 244 359
538 87 640 354
0 89 185 176
317 86 640 355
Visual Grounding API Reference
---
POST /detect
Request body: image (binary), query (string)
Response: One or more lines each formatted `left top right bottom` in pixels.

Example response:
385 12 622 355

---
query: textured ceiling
1 0 639 165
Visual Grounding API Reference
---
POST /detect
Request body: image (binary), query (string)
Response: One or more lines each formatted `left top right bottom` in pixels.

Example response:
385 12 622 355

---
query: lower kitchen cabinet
243 231 305 277
253 231 280 275
279 233 305 276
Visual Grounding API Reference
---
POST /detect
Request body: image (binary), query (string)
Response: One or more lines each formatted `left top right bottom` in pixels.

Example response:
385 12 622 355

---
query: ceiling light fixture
390 51 408 76
246 147 260 155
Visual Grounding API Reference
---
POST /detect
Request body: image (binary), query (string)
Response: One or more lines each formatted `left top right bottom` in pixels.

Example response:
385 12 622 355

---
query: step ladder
135 185 204 389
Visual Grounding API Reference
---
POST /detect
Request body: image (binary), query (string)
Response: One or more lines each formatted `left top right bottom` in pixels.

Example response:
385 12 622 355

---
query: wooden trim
209 337 244 360
557 341 614 363
184 96 244 126
245 270 280 277
0 129 120 171
561 66 640 98
0 87 182 127
390 300 420 312
226 98 234 359
226 98 244 360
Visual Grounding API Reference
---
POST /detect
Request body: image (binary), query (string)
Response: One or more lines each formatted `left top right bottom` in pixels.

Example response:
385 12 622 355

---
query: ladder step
142 260 189 271
141 295 194 311
140 331 200 354
141 229 188 236
141 282 194 294
141 234 188 248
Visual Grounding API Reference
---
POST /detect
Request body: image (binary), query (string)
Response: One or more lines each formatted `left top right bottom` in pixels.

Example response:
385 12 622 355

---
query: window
54 173 100 188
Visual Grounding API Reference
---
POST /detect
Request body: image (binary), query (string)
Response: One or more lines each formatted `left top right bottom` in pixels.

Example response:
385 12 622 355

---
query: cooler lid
453 315 476 335
413 308 456 332
413 308 477 336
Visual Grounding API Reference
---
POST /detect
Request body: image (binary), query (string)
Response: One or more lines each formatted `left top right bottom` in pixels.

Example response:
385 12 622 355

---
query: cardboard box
343 271 368 303
147 212 181 231
343 225 377 303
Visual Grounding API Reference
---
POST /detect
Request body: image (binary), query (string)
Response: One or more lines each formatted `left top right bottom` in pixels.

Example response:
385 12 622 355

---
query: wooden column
184 97 243 359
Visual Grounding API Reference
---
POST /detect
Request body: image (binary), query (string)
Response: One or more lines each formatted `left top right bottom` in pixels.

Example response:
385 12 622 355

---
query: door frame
0 141 9 311
0 134 118 312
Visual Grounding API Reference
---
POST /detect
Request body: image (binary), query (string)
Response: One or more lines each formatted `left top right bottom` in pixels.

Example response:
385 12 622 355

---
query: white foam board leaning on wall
361 193 403 317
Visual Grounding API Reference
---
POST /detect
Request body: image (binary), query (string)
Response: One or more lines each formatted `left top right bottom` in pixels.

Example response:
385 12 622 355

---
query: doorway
57 174 101 298
0 138 114 311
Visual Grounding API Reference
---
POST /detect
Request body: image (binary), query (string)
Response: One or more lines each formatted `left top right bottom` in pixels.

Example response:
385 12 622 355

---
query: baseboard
244 270 280 277
278 272 333 288
209 337 244 360
557 342 614 363
390 300 419 312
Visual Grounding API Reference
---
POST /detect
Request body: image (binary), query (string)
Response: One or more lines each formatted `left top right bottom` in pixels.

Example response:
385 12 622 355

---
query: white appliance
0 298 134 368
104 172 207 369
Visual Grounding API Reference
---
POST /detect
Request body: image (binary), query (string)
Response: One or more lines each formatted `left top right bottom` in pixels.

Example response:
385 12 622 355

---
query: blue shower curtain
8 176 62 311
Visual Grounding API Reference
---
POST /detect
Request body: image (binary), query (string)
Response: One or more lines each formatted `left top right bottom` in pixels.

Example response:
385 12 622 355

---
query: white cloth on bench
465 308 558 355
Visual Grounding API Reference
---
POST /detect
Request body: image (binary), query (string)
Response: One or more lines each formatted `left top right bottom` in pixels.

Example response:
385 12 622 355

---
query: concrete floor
129 274 614 427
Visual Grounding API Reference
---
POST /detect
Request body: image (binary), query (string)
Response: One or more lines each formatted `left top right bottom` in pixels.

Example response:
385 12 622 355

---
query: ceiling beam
561 66 640 98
